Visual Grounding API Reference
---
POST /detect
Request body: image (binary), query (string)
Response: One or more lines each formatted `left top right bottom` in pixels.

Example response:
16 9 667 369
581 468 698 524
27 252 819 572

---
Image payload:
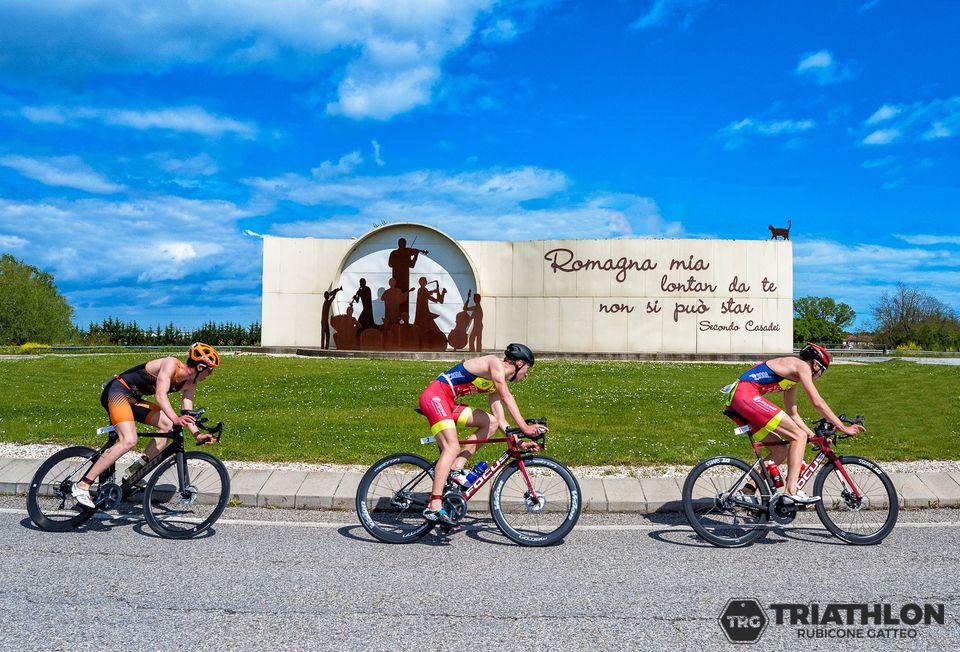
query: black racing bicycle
26 408 230 539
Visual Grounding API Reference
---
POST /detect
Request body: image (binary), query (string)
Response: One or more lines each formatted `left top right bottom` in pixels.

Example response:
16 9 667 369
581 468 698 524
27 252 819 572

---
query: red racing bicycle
683 412 899 547
356 417 581 546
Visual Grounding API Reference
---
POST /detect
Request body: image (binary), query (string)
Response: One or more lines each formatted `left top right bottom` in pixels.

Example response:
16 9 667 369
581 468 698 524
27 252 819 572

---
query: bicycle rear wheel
142 452 230 539
813 455 899 545
356 454 436 543
682 456 770 547
489 456 581 546
26 446 98 531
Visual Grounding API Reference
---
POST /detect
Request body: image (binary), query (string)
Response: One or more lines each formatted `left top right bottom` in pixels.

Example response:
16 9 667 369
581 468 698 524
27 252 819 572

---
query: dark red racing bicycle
683 412 898 547
356 417 581 546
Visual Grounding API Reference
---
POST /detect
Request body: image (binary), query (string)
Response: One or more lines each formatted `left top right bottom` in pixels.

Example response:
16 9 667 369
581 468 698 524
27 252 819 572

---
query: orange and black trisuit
100 362 188 425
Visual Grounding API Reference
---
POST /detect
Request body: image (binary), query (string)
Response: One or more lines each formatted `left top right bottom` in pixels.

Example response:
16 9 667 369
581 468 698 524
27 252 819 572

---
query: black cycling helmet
504 343 535 367
798 342 831 371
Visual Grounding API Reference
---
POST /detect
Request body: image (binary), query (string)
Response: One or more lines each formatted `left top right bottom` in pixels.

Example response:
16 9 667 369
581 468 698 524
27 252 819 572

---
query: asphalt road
1 497 958 651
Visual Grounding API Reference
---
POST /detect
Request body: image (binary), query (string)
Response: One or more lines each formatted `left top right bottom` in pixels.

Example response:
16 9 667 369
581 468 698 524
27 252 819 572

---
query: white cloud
326 65 441 120
481 19 519 43
794 238 960 315
0 0 502 121
861 156 896 169
862 129 900 145
0 154 126 193
371 140 385 167
21 104 256 137
866 104 901 124
861 97 960 145
629 0 706 31
717 118 815 149
795 49 854 84
247 162 681 241
152 152 219 177
893 234 960 246
0 233 29 248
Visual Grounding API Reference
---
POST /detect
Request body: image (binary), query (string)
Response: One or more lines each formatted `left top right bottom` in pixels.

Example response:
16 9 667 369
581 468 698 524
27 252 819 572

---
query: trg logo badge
719 598 768 644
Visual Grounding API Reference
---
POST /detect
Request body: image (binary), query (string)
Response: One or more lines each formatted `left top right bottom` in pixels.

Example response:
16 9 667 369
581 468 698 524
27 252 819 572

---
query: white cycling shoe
71 482 95 509
782 490 820 505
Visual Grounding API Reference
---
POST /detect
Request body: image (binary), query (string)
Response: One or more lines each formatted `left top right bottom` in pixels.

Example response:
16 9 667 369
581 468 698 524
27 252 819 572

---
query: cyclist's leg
140 403 169 460
427 427 460 512
767 417 808 494
418 382 462 513
78 386 140 492
451 407 495 471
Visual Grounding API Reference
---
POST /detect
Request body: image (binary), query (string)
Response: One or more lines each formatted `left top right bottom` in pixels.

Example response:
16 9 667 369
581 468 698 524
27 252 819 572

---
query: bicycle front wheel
489 456 581 547
26 446 98 531
356 454 436 543
682 456 770 548
142 452 230 539
813 455 899 545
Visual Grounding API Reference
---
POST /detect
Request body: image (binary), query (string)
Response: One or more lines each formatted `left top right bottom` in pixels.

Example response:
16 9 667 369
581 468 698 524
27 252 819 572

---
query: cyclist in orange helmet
71 343 222 508
722 343 864 505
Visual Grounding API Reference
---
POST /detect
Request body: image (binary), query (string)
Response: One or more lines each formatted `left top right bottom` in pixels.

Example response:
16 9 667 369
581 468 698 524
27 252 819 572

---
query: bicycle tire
682 456 770 548
813 455 899 545
356 453 437 543
26 446 99 531
489 456 581 547
142 452 230 539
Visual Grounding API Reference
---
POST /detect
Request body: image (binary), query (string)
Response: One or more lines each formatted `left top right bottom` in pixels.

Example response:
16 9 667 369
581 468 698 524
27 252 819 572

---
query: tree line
1 254 260 347
794 284 960 351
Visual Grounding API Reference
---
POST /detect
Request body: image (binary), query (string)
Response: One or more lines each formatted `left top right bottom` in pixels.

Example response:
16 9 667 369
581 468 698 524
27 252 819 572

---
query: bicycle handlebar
504 418 548 449
813 413 866 441
180 407 224 445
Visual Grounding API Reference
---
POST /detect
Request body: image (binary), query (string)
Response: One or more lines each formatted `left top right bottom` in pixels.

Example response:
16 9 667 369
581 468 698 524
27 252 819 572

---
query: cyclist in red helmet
418 343 546 525
71 343 222 508
721 343 864 505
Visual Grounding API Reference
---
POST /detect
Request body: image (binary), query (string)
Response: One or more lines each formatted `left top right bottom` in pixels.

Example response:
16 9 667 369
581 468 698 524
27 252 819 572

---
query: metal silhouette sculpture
769 220 791 240
468 293 483 352
321 286 343 349
350 278 378 332
388 238 426 293
327 234 479 352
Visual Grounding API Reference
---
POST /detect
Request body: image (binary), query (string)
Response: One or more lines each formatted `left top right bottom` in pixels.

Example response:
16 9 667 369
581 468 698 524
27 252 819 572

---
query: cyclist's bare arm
487 359 543 438
792 359 862 436
783 386 817 438
154 357 195 429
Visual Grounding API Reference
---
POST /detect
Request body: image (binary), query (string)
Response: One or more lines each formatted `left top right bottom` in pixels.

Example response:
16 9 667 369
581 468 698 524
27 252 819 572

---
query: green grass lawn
1 354 957 465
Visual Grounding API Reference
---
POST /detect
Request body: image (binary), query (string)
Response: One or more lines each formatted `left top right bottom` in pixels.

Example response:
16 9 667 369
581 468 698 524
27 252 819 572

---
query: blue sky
0 0 957 330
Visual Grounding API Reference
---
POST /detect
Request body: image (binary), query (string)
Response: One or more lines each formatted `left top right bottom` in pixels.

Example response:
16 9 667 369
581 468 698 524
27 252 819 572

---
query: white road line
4 507 960 531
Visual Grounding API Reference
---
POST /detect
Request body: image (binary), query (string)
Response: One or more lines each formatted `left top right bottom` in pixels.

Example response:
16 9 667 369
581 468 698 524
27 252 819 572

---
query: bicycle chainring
768 494 798 524
443 493 468 521
95 482 122 510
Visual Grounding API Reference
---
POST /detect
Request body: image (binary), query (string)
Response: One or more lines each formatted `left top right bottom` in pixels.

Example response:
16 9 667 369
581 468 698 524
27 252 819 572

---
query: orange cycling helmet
188 342 220 368
799 342 831 371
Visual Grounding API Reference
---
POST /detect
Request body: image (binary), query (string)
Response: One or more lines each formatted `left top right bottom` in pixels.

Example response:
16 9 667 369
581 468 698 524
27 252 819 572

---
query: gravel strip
2 442 958 478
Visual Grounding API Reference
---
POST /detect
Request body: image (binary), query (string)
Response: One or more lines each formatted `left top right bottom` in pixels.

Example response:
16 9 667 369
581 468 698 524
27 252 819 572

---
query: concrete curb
4 456 959 514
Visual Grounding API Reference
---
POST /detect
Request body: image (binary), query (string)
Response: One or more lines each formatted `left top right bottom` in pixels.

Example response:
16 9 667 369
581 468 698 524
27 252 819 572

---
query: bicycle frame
453 435 537 502
742 431 863 500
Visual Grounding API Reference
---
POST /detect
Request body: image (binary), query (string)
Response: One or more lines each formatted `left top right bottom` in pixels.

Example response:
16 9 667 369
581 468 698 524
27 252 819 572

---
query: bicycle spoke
357 456 436 543
814 457 898 544
683 458 769 547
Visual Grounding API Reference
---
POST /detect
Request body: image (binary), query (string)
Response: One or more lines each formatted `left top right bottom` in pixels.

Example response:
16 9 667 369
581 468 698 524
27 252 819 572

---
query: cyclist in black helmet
418 343 545 525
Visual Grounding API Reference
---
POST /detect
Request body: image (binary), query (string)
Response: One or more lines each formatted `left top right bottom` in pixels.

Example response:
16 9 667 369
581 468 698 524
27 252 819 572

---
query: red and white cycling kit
419 363 496 435
723 361 797 437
